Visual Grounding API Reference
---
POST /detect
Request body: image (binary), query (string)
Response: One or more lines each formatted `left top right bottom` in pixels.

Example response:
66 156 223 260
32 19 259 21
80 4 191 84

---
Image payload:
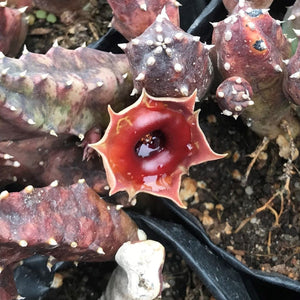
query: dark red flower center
135 130 165 158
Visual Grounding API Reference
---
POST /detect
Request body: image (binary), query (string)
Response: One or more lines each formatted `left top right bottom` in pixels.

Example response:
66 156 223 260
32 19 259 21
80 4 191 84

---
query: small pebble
203 202 214 210
202 210 214 226
27 14 35 25
245 186 253 195
232 151 240 163
215 203 224 211
180 177 197 201
232 169 242 180
224 222 232 234
258 151 268 161
250 217 258 224
207 114 217 124
197 181 207 189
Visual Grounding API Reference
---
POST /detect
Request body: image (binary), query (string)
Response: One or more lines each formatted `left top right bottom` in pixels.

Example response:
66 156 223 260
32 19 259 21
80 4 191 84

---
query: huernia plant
32 0 89 15
212 0 300 140
0 135 108 193
0 2 224 295
0 5 28 57
7 0 33 8
121 11 214 98
90 89 223 208
0 181 140 300
0 45 133 139
90 9 223 208
0 45 133 191
222 0 273 13
1 0 300 298
283 0 300 53
283 29 300 106
7 0 89 14
106 0 180 40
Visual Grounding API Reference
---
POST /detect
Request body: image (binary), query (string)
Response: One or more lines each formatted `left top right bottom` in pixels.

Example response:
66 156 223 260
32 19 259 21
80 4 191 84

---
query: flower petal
90 89 224 207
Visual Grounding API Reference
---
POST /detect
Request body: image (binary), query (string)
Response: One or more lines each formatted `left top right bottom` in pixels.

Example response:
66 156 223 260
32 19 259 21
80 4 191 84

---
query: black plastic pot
15 198 300 300
127 198 300 300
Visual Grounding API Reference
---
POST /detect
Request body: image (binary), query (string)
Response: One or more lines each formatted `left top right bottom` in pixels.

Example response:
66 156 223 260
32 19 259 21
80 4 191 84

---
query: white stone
101 240 165 300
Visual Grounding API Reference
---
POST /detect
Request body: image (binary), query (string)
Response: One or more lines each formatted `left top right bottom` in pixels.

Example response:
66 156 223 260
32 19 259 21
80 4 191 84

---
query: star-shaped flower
90 89 224 208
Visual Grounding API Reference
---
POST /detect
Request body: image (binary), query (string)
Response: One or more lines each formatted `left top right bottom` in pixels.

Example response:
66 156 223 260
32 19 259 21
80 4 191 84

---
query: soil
24 0 112 54
190 100 300 281
13 0 300 298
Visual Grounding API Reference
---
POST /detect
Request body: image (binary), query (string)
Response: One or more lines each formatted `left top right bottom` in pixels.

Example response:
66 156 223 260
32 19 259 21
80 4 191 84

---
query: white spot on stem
19 240 28 247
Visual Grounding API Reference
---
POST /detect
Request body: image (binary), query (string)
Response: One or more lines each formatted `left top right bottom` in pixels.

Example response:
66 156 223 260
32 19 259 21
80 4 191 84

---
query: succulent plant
88 9 222 208
0 181 140 299
7 0 33 8
215 76 254 119
0 45 133 139
90 89 224 208
222 0 273 13
0 45 135 191
7 0 89 14
0 5 28 57
1 0 300 298
121 11 214 98
283 29 300 106
283 0 300 53
107 0 180 40
212 1 300 139
33 0 89 15
0 135 109 193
